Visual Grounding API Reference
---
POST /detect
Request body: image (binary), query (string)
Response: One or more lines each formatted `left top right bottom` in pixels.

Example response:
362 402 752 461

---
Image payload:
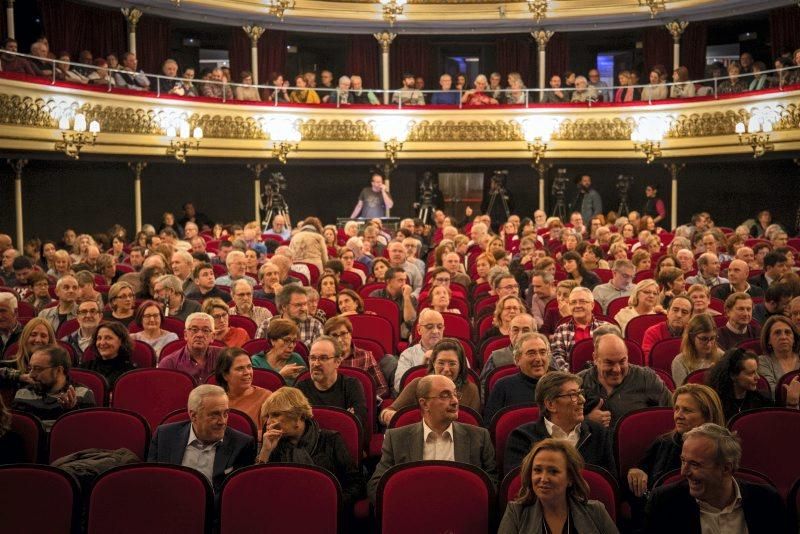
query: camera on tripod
414 171 440 225
550 168 569 219
261 172 290 229
616 174 634 215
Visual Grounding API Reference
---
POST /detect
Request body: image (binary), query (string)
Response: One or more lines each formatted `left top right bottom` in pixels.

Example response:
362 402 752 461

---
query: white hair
187 384 226 414
225 250 245 267
0 293 17 311
185 312 214 328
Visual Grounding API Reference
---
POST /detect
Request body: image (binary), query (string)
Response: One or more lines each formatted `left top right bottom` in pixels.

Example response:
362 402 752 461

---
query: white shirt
544 417 581 448
422 420 455 461
697 478 747 534
181 424 222 484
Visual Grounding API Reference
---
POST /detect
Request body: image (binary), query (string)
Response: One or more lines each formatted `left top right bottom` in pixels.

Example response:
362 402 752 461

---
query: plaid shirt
344 345 389 399
255 315 323 349
230 305 272 326
550 317 609 371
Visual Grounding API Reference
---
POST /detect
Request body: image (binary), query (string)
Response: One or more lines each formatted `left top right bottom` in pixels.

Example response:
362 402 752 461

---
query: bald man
711 259 764 301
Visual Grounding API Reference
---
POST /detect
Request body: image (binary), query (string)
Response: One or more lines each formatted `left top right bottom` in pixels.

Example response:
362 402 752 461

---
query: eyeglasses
211 313 229 321
187 327 213 335
499 284 520 291
696 335 717 344
77 309 99 316
309 355 337 363
280 336 298 345
554 390 585 403
425 390 461 401
142 313 160 320
419 323 445 331
29 365 53 374
328 330 351 339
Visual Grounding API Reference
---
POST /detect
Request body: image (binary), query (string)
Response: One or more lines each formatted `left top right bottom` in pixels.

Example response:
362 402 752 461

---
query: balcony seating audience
114 51 150 91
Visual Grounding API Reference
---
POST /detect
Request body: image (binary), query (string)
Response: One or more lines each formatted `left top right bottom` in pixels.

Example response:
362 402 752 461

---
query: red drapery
545 32 569 78
389 36 432 87
496 35 534 87
229 28 287 83
642 26 673 74
37 0 126 58
135 16 171 74
346 35 379 89
770 5 800 58
228 28 252 81
680 22 707 79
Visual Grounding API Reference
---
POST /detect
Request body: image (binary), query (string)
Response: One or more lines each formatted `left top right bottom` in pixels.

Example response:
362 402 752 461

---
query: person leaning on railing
541 74 568 103
87 58 115 87
640 67 668 101
234 70 261 102
718 62 749 95
669 66 695 99
289 74 321 104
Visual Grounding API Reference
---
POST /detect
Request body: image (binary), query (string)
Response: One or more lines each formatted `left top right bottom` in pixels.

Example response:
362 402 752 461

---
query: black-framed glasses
309 355 337 363
554 390 585 403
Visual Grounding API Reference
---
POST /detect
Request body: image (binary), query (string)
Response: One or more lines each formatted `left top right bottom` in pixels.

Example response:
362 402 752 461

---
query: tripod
261 190 290 231
486 188 511 221
552 195 567 220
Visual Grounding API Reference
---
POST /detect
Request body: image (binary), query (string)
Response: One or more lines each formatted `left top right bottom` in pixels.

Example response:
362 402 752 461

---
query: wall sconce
520 116 560 165
263 117 302 164
371 117 412 166
526 0 548 23
735 117 774 158
631 116 668 164
55 113 100 159
166 121 202 163
379 0 406 26
267 0 295 20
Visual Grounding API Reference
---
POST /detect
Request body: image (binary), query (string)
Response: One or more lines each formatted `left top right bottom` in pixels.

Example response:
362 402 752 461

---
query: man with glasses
369 267 417 341
62 299 101 359
159 312 224 383
38 275 80 332
480 314 537 393
154 274 201 322
592 259 635 313
393 309 444 394
324 316 389 399
368 374 497 503
579 326 672 428
297 336 368 432
229 279 272 326
550 287 609 371
491 273 521 299
503 370 615 475
13 345 95 430
255 284 322 349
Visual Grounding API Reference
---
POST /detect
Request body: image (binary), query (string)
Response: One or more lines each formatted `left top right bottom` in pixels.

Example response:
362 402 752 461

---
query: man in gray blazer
368 375 497 503
148 384 256 492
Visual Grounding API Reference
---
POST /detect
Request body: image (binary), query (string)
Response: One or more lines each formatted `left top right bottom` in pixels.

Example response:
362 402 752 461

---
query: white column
9 159 26 250
534 161 549 212
374 32 396 105
128 162 146 232
665 163 684 230
665 21 688 72
248 163 267 228
6 0 15 39
531 30 553 102
243 26 266 84
121 8 142 55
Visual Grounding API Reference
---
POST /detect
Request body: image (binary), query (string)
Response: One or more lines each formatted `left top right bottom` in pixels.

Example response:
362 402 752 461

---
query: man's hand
402 284 413 298
586 398 611 427
627 468 649 498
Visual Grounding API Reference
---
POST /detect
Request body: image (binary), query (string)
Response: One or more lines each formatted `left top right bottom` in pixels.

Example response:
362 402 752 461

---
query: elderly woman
202 297 249 348
640 68 668 101
379 338 479 425
631 249 652 273
718 62 748 95
757 315 800 396
613 279 662 334
570 75 599 103
9 318 55 372
48 249 73 279
318 274 338 303
256 387 365 508
706 348 775 420
461 74 499 106
130 300 178 359
499 439 618 534
101 281 136 327
252 318 306 385
561 251 601 290
336 289 366 316
686 284 720 317
289 217 328 273
428 285 460 315
479 295 525 346
26 272 54 315
82 321 136 385
671 314 724 386
213 347 271 437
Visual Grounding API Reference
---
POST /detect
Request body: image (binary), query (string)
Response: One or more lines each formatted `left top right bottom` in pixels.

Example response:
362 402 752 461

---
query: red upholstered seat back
9 410 44 463
111 368 196 431
0 465 79 534
312 406 363 465
159 408 257 441
614 407 675 480
49 408 150 462
489 404 539 473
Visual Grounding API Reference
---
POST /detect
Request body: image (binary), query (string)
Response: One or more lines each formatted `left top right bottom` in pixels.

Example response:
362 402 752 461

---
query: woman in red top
461 74 499 106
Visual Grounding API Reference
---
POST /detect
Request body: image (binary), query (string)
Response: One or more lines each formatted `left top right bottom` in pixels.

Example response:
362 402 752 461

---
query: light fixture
166 121 202 163
638 0 665 18
520 116 560 165
379 0 406 26
263 117 302 164
526 0 548 23
735 117 774 158
371 117 412 166
631 116 668 164
267 0 295 20
56 113 100 159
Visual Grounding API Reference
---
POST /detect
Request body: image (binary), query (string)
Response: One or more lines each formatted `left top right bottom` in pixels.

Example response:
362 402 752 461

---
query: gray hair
231 279 252 294
531 270 554 284
592 324 624 353
187 384 227 414
311 335 342 359
612 259 634 272
55 275 78 291
683 423 742 471
0 293 18 311
226 250 246 267
417 308 443 325
172 250 193 265
535 371 583 416
275 284 307 311
185 311 214 328
305 287 320 300
156 274 184 295
513 332 550 357
569 286 594 302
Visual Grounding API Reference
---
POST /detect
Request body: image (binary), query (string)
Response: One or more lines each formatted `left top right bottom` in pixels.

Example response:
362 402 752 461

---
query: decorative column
243 26 266 84
534 161 551 212
121 8 143 55
531 29 554 102
7 159 27 250
128 162 147 232
665 20 689 71
248 163 268 228
6 0 15 39
664 162 685 230
374 32 396 105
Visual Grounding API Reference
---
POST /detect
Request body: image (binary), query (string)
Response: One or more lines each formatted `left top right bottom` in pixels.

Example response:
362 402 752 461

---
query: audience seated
255 284 322 349
323 316 390 399
550 287 608 371
81 321 136 385
159 312 224 383
213 347 271 437
756 315 800 396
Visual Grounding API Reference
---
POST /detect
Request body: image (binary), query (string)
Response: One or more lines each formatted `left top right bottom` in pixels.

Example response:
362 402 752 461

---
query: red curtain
496 35 534 87
229 28 251 80
770 5 800 58
229 28 287 84
37 0 126 58
346 35 379 89
389 36 432 87
642 26 672 74
545 32 569 78
680 22 707 80
136 16 171 74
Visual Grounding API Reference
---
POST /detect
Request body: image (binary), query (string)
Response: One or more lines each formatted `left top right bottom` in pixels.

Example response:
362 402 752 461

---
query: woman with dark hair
214 347 271 438
368 257 391 284
318 273 339 303
136 266 165 300
95 253 121 286
336 289 365 316
39 240 57 272
110 236 126 263
0 395 25 464
252 319 306 385
561 251 601 290
130 300 178 359
757 315 800 397
82 321 136 385
669 66 695 98
499 439 618 533
264 71 290 102
706 348 773 421
379 338 479 425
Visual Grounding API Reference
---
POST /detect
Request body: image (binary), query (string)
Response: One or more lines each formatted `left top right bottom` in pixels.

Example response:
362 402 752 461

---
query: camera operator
351 170 394 219
572 174 603 224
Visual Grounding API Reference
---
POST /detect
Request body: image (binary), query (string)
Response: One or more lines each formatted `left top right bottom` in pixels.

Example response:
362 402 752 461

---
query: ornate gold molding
373 32 396 53
243 25 266 46
121 7 143 30
665 20 689 42
531 29 554 52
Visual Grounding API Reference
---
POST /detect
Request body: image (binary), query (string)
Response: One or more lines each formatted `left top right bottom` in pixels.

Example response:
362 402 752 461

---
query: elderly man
114 51 150 90
386 241 423 296
579 326 672 427
230 279 272 326
170 250 195 291
200 67 234 99
441 252 472 289
393 309 444 394
265 214 291 241
13 345 95 429
324 316 390 399
38 275 79 332
215 251 256 288
159 313 224 383
154 274 201 321
186 262 231 303
686 253 728 289
253 261 284 302
255 284 322 348
592 259 635 313
675 248 695 273
526 271 556 329
297 336 368 432
0 293 22 355
717 293 760 350
734 246 758 271
1 247 18 285
711 259 763 301
645 423 787 533
503 371 615 476
368 375 497 503
550 287 608 371
748 251 789 292
270 254 302 287
402 237 426 279
62 299 101 358
789 296 800 330
147 384 255 491
484 332 553 422
369 267 417 340
480 313 537 389
641 295 693 357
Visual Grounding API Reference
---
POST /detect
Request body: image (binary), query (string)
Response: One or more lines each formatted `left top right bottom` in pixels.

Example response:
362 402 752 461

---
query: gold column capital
665 20 689 43
243 25 266 46
531 29 554 52
121 7 143 30
374 32 397 53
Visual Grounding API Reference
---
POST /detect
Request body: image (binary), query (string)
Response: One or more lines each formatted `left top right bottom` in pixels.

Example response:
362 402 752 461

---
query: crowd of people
3 36 799 106
1 169 800 532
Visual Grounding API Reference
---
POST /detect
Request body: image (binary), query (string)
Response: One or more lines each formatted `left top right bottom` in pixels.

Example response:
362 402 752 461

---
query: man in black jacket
645 423 787 534
503 371 615 476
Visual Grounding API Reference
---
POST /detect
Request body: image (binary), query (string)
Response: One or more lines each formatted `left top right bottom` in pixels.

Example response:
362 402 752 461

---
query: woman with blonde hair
478 295 525 345
10 318 56 372
613 279 662 334
671 314 724 385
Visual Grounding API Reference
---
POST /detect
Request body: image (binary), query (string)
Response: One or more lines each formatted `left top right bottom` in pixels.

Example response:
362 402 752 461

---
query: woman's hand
279 363 305 379
627 468 649 497
784 376 800 408
257 421 283 462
